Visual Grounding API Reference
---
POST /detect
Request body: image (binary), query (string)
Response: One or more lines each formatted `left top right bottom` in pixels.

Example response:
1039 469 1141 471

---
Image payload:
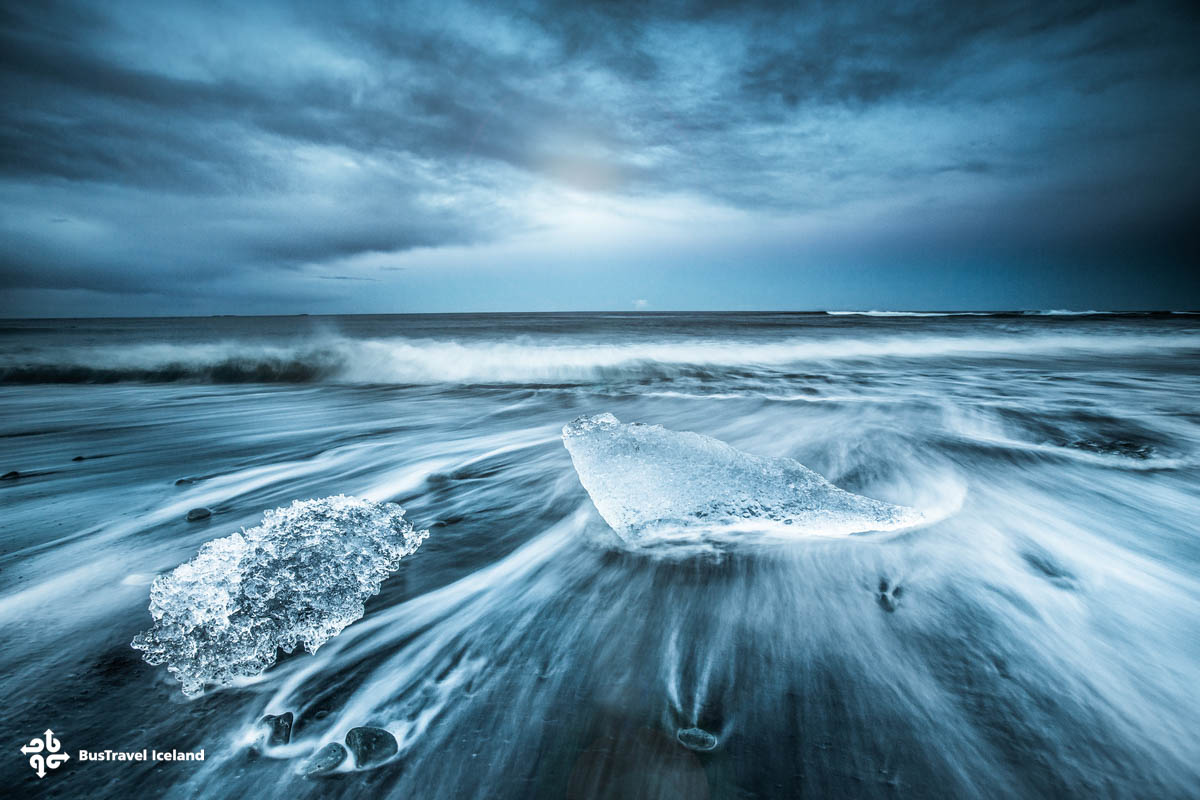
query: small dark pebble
1 470 19 480
873 578 902 618
676 727 718 751
876 578 902 613
261 712 293 746
186 507 211 522
304 742 347 777
345 726 398 768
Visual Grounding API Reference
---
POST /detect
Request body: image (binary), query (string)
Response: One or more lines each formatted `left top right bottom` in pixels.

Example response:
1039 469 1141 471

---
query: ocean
2 311 1199 798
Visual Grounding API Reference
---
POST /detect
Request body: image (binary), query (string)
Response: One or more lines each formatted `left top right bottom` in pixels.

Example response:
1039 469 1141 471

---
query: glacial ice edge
132 495 428 696
562 413 924 545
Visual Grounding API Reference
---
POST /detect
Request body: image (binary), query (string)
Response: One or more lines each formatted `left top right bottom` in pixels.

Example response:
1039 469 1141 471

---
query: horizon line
3 309 1199 322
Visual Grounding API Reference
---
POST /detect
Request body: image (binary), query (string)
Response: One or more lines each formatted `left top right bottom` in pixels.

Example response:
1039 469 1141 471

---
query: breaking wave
2 331 1197 385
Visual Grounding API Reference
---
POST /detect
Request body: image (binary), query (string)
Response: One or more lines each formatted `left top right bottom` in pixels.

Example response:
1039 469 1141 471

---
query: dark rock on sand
676 726 718 751
877 579 903 613
261 712 293 746
186 507 212 522
304 742 347 777
345 726 398 768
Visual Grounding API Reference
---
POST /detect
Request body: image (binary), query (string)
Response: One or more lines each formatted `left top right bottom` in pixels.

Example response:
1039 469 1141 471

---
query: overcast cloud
1 0 1198 315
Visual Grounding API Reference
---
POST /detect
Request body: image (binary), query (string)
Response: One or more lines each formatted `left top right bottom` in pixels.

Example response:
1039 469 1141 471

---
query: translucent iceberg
132 495 427 696
562 413 922 544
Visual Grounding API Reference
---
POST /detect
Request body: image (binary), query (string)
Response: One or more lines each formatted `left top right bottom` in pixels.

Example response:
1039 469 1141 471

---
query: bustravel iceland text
78 749 205 761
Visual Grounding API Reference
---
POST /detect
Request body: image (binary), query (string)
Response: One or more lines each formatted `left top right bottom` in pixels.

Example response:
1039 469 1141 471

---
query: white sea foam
1022 309 1107 316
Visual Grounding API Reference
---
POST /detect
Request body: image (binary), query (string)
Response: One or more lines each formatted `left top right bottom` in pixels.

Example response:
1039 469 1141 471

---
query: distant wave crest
825 311 994 317
826 310 1196 317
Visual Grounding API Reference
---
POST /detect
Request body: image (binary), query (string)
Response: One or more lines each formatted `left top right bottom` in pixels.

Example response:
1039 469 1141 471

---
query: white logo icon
21 729 70 778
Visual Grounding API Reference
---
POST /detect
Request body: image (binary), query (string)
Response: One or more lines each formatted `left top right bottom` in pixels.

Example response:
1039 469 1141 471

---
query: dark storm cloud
0 0 1198 312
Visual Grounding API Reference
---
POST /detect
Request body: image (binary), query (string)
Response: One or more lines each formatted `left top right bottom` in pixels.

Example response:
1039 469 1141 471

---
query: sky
1 0 1198 316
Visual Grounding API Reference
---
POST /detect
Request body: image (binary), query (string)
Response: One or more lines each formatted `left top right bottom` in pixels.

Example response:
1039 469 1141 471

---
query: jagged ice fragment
132 495 428 696
562 413 922 543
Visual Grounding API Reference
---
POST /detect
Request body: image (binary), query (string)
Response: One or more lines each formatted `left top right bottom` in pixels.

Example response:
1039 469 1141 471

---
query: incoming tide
2 311 1199 798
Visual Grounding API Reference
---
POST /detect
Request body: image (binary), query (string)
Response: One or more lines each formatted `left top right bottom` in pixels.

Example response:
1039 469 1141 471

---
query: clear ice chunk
132 495 428 696
562 413 922 544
